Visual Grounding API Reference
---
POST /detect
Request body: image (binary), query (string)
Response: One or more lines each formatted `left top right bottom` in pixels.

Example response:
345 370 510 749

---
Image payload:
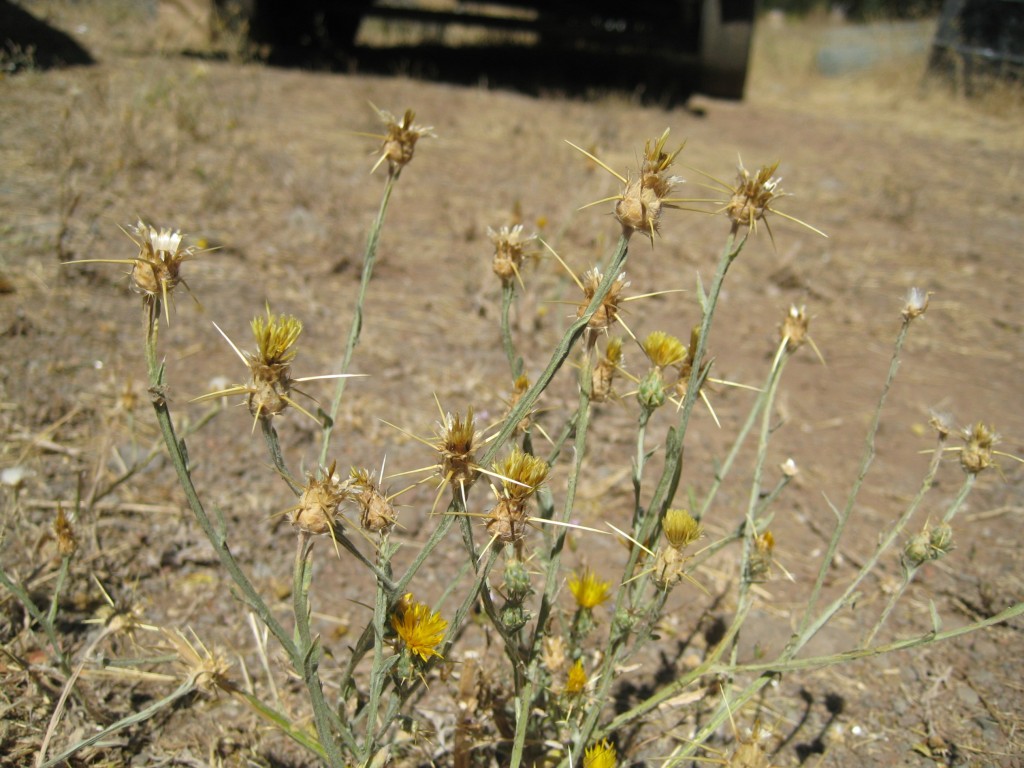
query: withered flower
490 224 536 288
370 105 434 177
568 128 685 241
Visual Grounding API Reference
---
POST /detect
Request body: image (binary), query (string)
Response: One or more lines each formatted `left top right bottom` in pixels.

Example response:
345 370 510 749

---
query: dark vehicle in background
217 0 757 99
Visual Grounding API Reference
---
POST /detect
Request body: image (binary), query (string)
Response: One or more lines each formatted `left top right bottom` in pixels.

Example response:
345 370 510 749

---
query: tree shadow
0 0 94 72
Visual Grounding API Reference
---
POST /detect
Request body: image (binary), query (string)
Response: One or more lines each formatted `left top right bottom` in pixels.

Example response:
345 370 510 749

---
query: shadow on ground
0 0 93 71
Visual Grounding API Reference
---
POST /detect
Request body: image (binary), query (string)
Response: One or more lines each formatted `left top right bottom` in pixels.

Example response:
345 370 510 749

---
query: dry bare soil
1 2 1023 766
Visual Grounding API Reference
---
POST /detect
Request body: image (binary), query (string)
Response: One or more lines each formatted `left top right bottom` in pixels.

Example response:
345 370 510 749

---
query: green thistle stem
319 172 397 467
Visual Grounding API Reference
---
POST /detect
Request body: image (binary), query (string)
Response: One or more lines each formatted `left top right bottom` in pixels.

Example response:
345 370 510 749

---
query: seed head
53 506 78 558
653 545 688 590
747 530 775 582
780 304 810 351
662 508 703 550
584 738 617 768
902 287 931 321
578 267 629 333
569 567 612 610
350 467 397 535
372 106 434 177
541 635 568 673
391 593 447 662
435 408 480 493
504 374 535 435
615 129 684 240
163 627 233 695
290 462 350 537
903 522 954 568
485 496 530 546
903 530 932 568
960 422 996 474
127 221 192 295
490 224 535 287
929 522 954 556
592 337 623 403
726 161 783 231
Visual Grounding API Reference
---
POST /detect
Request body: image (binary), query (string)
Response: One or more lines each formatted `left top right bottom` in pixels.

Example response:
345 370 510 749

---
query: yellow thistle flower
584 738 617 768
370 105 434 177
662 508 703 550
495 446 549 502
391 594 447 662
643 331 687 369
564 658 587 695
569 567 612 610
193 307 360 428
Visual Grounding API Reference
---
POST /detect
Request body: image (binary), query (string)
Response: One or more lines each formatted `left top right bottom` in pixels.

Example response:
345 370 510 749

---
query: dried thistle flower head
290 462 350 537
569 567 612 610
371 105 434 177
436 407 480 499
903 522 955 567
391 593 447 662
53 506 77 557
780 304 810 350
902 287 931 321
578 267 630 333
584 738 617 768
704 160 826 244
541 635 568 673
929 410 954 440
778 305 825 364
960 422 996 474
568 129 684 242
66 220 199 326
727 161 783 232
163 627 233 695
748 530 775 581
350 467 397 535
653 545 688 590
490 224 536 287
564 658 588 695
592 337 623 403
504 374 535 435
616 129 684 240
662 508 703 550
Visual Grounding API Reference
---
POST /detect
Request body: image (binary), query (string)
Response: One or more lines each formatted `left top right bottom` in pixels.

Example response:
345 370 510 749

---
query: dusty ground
1 1 1023 766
